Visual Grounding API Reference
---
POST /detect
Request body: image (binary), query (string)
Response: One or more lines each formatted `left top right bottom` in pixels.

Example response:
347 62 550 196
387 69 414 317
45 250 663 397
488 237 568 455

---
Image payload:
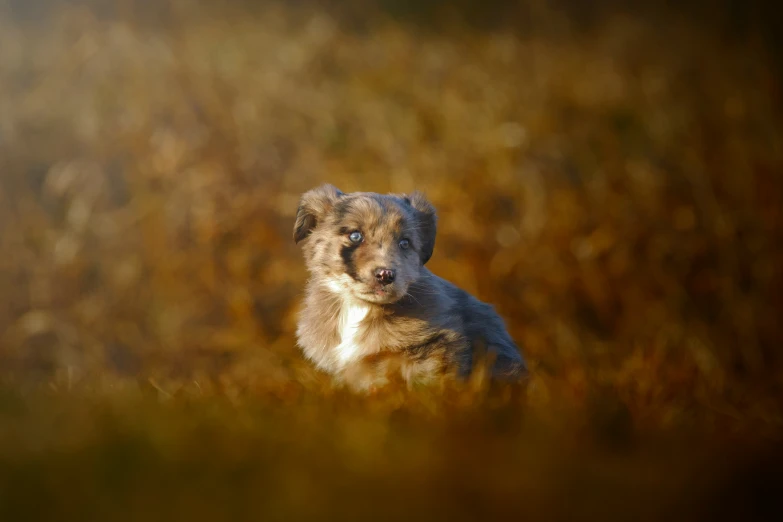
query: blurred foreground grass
1 0 782 519
2 384 782 522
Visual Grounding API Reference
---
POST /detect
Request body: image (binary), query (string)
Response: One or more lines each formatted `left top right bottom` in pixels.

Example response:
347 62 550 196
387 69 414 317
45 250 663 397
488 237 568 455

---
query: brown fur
294 184 526 391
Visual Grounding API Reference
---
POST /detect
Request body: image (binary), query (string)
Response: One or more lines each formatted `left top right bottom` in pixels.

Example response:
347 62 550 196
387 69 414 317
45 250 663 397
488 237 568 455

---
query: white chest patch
334 302 370 366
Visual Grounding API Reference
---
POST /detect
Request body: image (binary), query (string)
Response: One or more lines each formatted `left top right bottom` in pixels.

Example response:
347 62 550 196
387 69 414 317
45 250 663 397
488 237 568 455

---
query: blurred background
1 0 782 520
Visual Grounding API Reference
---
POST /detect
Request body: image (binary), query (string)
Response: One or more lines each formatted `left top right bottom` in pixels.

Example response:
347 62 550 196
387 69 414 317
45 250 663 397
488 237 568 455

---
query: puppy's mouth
357 283 405 304
325 274 406 304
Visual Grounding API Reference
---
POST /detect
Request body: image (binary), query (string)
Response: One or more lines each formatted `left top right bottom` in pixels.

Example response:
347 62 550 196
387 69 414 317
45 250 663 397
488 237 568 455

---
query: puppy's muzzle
374 268 396 286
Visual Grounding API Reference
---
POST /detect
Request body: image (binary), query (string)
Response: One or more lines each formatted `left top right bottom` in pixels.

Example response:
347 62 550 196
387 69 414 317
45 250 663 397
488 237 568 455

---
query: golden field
1 1 782 519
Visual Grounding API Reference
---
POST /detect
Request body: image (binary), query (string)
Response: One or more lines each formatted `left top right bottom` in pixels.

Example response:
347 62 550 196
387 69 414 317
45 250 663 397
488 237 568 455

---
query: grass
0 0 782 519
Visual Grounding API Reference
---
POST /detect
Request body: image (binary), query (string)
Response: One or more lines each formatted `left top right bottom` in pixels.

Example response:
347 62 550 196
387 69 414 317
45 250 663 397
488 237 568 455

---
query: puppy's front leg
338 352 406 393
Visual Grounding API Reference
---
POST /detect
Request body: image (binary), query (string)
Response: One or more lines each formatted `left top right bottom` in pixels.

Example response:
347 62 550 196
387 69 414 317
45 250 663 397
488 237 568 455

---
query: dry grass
0 0 782 519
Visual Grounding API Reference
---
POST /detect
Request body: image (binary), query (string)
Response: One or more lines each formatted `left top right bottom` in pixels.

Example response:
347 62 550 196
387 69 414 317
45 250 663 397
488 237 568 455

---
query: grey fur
294 184 526 391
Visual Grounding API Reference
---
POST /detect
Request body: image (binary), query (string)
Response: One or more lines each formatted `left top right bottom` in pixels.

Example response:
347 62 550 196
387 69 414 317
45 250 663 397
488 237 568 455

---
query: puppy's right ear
293 184 344 243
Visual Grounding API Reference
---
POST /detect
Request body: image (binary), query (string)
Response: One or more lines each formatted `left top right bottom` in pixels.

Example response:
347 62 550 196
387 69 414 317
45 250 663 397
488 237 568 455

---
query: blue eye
349 231 363 243
399 238 410 249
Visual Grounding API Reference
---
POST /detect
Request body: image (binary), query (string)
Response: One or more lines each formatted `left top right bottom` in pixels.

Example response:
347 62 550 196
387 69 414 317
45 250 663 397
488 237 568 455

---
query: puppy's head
293 184 437 304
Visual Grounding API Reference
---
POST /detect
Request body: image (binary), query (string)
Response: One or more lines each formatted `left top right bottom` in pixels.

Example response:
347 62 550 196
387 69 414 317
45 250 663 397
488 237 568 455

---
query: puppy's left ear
405 191 437 264
293 184 343 243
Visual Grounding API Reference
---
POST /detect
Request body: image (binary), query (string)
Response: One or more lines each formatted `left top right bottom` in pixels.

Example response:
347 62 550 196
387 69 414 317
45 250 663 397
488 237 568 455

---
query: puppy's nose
374 268 396 285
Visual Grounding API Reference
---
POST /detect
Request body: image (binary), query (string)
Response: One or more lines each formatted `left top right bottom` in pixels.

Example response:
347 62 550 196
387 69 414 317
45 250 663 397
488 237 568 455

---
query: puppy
293 184 526 391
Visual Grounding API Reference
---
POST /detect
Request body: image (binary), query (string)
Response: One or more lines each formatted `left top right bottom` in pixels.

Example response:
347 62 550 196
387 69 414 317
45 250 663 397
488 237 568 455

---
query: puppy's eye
349 231 363 243
399 238 410 250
